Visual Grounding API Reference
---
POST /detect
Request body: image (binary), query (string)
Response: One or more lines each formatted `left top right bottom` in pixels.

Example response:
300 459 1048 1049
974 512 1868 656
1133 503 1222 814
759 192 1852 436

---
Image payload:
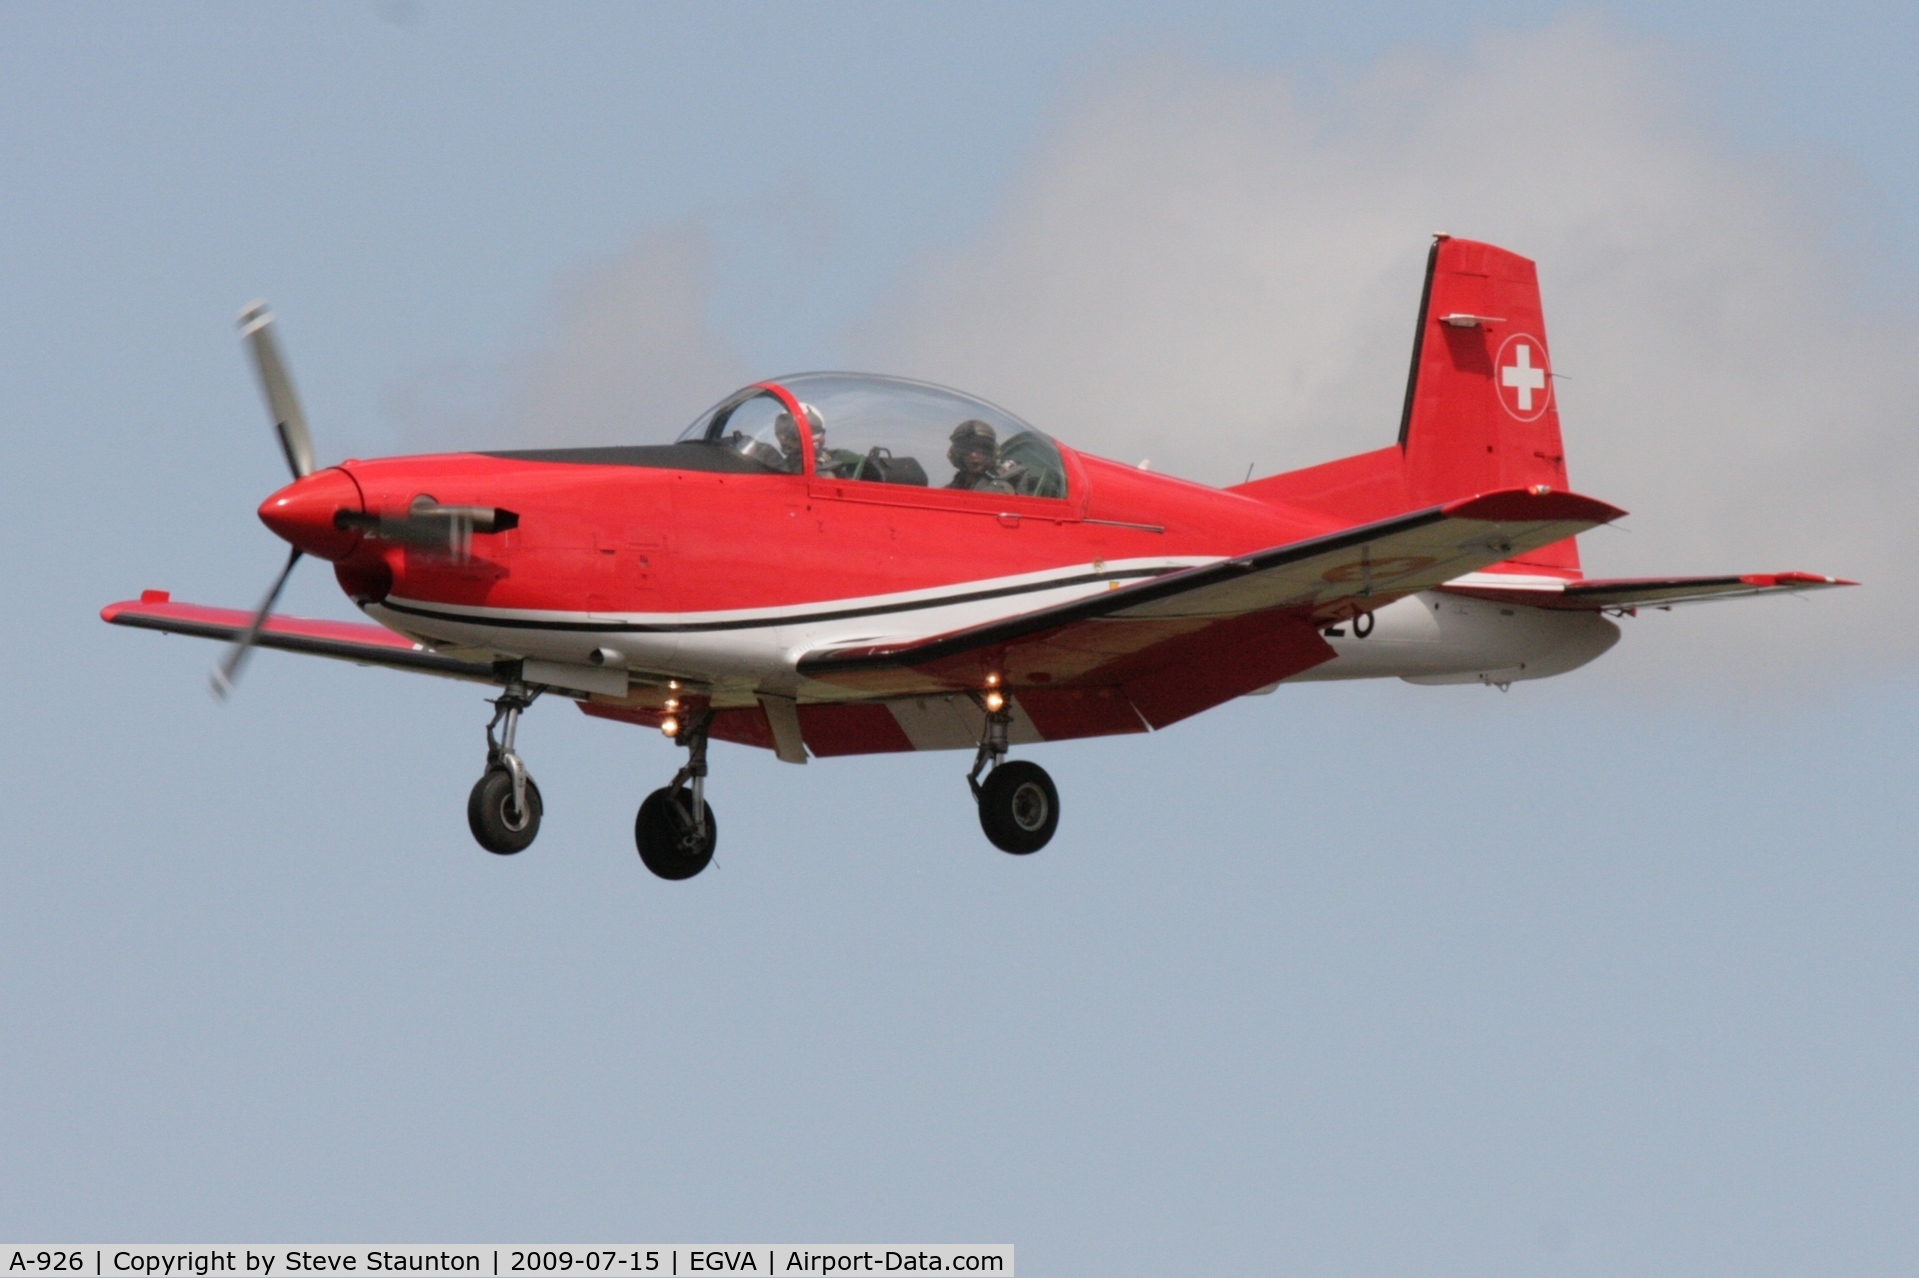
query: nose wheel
967 696 1060 855
468 684 543 855
636 708 718 879
469 768 543 854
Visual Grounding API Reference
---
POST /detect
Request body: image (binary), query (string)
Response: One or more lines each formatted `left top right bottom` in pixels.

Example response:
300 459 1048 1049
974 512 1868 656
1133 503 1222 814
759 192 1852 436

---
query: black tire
635 786 717 880
977 760 1059 855
468 768 542 855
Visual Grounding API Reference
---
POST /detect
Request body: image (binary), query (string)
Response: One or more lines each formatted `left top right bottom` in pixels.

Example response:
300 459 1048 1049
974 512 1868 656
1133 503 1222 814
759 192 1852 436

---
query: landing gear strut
468 683 543 855
968 697 1059 855
636 708 717 880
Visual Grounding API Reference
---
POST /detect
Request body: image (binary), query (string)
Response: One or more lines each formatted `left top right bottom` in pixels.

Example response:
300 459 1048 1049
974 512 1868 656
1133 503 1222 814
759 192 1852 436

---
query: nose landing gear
636 708 717 880
968 698 1059 855
468 683 543 855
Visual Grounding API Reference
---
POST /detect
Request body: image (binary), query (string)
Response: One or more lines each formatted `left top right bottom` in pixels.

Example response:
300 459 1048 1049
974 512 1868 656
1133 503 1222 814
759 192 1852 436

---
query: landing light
660 716 679 738
983 690 1006 713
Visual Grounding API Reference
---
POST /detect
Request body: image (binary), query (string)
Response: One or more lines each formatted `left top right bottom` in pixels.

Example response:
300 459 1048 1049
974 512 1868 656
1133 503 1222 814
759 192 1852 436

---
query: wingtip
101 589 175 624
1744 572 1859 589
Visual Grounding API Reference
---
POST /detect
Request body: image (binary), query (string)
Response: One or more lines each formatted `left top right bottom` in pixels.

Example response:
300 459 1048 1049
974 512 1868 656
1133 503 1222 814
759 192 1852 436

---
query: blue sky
4 4 1917 1272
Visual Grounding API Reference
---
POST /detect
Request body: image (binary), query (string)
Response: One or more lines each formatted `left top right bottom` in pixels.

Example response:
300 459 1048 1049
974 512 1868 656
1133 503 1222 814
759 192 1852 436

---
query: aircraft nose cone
259 466 365 561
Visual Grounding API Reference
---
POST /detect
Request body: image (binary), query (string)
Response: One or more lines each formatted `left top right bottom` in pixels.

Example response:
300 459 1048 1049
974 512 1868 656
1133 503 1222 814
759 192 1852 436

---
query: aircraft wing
101 592 499 681
799 488 1623 728
1441 571 1855 611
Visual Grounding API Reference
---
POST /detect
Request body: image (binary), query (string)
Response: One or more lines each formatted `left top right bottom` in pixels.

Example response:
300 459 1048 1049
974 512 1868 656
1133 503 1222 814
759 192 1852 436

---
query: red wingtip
1740 572 1859 588
103 590 173 623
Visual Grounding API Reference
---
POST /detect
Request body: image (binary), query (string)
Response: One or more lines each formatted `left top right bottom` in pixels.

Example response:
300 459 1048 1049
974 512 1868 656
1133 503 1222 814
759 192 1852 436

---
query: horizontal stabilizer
1441 571 1855 611
101 593 498 680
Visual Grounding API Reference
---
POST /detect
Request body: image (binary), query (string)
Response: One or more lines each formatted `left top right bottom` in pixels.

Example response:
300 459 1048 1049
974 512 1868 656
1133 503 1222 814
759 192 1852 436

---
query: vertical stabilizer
1398 236 1578 575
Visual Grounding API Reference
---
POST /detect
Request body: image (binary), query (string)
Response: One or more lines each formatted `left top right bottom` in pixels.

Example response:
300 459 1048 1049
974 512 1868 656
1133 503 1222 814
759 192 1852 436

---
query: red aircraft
104 237 1850 878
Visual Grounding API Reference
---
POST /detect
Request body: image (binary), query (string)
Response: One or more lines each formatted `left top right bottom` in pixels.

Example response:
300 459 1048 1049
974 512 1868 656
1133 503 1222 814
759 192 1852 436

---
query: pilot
767 404 864 478
946 419 1015 494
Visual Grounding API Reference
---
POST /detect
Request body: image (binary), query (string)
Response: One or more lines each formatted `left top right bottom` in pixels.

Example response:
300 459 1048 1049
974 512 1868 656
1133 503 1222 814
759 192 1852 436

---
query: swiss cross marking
1493 332 1551 421
1502 344 1544 409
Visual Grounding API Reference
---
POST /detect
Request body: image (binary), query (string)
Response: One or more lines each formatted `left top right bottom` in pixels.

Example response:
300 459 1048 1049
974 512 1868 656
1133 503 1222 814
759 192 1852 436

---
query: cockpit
674 373 1070 499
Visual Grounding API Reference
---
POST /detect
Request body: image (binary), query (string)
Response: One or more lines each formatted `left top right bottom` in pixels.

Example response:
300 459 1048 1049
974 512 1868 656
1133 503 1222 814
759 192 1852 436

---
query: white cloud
854 19 1916 679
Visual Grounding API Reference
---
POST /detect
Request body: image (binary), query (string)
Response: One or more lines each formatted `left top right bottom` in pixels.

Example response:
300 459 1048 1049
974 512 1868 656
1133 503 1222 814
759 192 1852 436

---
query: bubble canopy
675 373 1070 499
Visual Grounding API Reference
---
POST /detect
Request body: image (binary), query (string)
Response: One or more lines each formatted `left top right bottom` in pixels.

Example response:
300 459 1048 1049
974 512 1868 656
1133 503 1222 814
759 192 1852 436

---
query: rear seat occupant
946 420 1016 494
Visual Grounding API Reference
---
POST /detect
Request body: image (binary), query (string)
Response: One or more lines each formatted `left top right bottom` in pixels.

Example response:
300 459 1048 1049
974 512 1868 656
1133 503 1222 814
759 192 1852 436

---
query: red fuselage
276 445 1336 622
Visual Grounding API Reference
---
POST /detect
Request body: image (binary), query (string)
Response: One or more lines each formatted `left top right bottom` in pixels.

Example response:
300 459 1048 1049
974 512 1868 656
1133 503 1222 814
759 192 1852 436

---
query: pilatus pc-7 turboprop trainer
104 237 1851 878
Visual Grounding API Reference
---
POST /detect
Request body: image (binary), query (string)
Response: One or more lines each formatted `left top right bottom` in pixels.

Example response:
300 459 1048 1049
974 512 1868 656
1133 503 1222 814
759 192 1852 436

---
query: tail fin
1398 235 1578 574
1233 236 1580 577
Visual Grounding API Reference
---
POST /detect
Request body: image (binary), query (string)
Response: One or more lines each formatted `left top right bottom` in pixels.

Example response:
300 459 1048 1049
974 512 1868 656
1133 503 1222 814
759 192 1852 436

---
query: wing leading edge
101 592 498 681
799 487 1624 727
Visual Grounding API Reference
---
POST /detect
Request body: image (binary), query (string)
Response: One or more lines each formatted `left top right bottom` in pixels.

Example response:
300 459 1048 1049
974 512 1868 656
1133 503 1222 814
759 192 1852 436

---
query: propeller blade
209 545 303 701
238 301 315 480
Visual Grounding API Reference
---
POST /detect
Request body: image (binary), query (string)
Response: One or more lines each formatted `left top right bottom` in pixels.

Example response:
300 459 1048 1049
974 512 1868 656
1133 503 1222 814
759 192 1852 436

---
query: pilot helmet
948 419 999 468
775 402 826 451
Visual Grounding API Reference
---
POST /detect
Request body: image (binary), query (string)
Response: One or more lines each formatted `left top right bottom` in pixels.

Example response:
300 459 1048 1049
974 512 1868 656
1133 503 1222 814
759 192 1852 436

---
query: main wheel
977 760 1059 855
468 768 543 855
635 786 717 880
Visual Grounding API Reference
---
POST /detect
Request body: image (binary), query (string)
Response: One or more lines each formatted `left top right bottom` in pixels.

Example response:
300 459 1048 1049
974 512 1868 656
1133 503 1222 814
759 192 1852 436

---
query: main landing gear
468 683 543 855
461 682 1050 870
968 696 1060 855
635 708 718 880
461 682 719 878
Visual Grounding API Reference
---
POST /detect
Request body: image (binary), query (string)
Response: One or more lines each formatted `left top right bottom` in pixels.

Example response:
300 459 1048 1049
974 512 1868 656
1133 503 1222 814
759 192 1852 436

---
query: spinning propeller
210 303 316 701
210 304 519 700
